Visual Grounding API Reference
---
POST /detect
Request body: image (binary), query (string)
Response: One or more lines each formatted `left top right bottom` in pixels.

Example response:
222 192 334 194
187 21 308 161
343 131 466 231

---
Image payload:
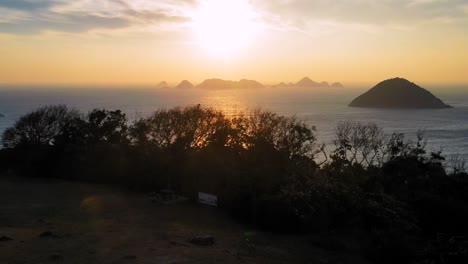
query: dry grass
0 176 368 264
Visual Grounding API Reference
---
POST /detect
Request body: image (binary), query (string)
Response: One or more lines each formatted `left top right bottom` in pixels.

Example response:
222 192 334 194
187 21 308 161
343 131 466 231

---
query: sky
0 0 467 86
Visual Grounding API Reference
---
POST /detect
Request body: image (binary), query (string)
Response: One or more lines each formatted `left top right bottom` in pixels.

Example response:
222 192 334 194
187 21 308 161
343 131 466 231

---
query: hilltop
349 78 452 109
0 177 366 264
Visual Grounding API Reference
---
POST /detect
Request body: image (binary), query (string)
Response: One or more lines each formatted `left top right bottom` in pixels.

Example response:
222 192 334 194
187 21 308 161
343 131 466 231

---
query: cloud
251 0 468 32
0 14 130 34
1 0 466 35
0 0 193 34
0 7 30 23
0 0 56 11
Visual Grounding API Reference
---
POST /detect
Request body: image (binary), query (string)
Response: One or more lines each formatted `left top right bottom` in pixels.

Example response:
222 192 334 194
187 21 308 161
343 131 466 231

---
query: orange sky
1 0 467 86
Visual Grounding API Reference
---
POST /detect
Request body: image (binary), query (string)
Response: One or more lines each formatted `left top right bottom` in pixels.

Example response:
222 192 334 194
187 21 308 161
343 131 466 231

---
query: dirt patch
0 176 369 264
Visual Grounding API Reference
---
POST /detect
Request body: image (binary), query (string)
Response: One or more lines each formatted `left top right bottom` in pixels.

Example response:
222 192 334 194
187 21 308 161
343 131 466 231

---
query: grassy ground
0 176 369 264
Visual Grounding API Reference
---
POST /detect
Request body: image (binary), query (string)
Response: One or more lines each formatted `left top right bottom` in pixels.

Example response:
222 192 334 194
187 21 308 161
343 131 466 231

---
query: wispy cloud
0 0 56 11
0 0 194 34
0 7 30 23
251 0 468 33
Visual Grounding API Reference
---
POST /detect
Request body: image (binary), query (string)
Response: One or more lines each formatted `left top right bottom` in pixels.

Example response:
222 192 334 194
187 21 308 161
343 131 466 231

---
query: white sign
198 192 217 207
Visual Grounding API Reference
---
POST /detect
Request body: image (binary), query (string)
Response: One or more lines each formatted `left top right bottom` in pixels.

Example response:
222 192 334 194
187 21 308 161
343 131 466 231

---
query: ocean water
0 86 467 156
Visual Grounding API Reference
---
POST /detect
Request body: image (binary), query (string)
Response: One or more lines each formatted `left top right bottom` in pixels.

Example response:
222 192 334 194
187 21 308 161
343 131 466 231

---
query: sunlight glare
192 0 260 57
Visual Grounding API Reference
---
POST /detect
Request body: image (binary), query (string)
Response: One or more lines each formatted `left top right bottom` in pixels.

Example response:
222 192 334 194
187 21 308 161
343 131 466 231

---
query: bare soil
0 176 369 264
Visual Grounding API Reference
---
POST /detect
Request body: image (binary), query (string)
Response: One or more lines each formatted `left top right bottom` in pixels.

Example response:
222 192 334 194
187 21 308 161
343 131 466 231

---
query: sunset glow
192 0 260 57
0 1 467 85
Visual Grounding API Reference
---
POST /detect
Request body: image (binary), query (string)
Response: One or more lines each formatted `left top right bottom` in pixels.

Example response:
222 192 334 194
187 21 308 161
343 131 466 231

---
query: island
156 81 169 89
175 80 194 89
349 78 452 109
196 79 264 90
331 82 344 88
274 77 343 88
295 77 322 88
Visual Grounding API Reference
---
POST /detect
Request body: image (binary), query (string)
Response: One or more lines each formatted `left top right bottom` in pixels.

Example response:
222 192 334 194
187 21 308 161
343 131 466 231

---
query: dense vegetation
1 105 468 263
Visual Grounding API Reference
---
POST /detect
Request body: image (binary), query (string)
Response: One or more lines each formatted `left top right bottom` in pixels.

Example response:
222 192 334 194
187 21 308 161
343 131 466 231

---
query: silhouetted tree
2 105 78 148
331 121 386 167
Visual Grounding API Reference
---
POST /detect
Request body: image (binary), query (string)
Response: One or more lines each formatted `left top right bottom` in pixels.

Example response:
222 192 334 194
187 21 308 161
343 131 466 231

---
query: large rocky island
196 78 264 89
349 78 452 109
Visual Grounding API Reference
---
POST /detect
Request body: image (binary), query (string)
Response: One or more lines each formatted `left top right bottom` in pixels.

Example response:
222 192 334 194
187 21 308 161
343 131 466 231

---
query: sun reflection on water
198 90 251 117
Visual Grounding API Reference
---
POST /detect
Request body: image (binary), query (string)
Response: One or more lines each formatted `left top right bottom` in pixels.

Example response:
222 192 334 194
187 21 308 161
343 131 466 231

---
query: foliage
2 105 79 148
2 105 468 264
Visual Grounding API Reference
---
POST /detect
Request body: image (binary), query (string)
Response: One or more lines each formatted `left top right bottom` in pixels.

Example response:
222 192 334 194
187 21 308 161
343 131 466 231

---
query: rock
0 235 13 242
39 231 59 238
349 77 452 109
48 253 64 261
190 235 215 246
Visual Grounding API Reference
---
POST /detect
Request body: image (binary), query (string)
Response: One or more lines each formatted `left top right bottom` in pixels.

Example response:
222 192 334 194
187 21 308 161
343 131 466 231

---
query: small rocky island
175 80 194 89
349 78 452 109
274 77 344 88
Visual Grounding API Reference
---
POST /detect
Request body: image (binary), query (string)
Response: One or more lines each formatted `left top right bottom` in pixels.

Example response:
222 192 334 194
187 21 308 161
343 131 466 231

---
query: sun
192 0 260 57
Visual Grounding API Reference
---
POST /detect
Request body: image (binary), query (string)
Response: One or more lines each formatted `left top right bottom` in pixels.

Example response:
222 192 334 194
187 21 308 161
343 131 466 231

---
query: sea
0 85 467 158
